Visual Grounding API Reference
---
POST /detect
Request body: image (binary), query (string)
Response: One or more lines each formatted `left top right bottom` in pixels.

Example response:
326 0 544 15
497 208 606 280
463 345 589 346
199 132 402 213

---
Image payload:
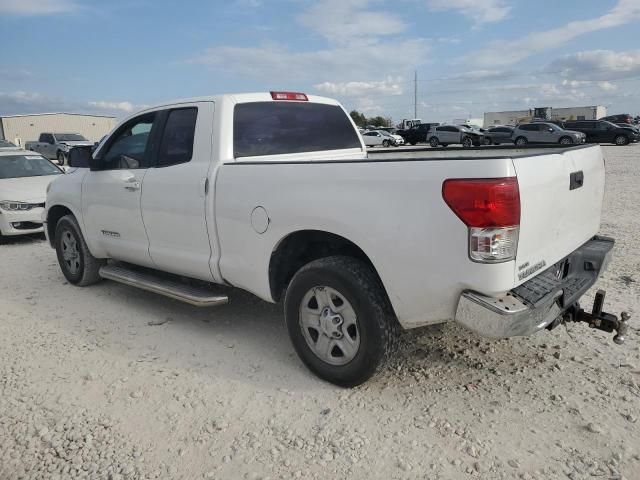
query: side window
100 113 156 170
41 134 53 143
520 124 534 131
596 122 609 130
157 108 198 167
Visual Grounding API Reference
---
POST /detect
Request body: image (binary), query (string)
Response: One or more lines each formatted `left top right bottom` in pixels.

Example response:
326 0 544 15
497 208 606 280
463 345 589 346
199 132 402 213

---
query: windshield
55 133 87 141
0 140 17 148
0 155 62 179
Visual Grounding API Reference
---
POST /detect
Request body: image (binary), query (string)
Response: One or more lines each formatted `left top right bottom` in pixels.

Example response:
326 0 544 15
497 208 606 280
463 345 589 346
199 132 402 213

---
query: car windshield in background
234 102 361 157
56 134 87 141
0 155 62 179
0 140 17 148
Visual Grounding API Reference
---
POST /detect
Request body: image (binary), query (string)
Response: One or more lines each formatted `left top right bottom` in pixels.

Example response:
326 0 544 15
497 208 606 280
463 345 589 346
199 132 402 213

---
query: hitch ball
613 312 630 345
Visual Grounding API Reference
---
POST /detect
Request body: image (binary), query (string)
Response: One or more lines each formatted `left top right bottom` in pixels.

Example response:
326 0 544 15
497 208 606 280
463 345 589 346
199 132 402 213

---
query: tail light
442 177 520 263
270 91 308 101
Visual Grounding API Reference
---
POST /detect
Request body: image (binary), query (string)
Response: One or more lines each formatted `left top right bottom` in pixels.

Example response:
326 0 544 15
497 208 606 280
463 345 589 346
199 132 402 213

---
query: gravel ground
1 145 639 480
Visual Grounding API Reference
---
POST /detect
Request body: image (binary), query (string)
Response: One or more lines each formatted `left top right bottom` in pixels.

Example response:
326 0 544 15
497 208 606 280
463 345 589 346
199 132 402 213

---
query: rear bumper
455 236 614 338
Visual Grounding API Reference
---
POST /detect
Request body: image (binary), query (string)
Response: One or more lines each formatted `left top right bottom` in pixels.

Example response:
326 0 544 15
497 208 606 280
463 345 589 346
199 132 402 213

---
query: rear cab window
233 102 361 158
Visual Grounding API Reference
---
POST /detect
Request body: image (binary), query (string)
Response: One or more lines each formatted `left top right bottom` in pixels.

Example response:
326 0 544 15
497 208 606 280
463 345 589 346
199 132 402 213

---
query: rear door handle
124 178 141 191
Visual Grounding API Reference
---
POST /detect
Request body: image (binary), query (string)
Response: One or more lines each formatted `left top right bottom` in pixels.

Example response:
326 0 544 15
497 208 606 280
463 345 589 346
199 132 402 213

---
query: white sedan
0 150 63 242
361 130 394 147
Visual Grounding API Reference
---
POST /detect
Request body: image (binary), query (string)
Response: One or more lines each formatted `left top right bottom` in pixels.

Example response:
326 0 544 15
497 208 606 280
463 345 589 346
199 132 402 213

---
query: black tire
381 140 390 147
284 256 400 387
54 215 105 286
429 137 439 147
56 151 65 166
483 137 492 145
515 136 528 146
462 137 473 148
614 135 629 146
559 136 573 145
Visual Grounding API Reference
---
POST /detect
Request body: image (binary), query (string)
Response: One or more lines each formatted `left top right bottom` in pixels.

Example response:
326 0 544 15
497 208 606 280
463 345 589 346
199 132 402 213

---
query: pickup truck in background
44 91 628 386
25 133 94 165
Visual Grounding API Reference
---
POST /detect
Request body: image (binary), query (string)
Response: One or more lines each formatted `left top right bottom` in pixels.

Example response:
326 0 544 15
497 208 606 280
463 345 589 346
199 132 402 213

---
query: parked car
361 130 393 147
399 123 440 145
0 139 21 151
45 91 624 386
25 133 94 165
427 125 484 147
484 126 514 145
377 130 404 146
562 120 639 146
511 122 586 145
600 114 634 125
0 150 63 242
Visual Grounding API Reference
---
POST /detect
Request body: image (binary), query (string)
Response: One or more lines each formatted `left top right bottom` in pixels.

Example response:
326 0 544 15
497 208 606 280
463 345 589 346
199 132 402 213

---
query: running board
99 264 228 307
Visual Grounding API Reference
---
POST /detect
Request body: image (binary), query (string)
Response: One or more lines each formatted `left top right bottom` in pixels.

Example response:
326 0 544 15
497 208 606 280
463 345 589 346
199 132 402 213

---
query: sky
2 0 640 124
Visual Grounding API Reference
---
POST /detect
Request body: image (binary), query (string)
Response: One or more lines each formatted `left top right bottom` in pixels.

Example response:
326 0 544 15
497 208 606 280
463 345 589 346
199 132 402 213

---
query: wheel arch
46 204 83 247
268 229 389 304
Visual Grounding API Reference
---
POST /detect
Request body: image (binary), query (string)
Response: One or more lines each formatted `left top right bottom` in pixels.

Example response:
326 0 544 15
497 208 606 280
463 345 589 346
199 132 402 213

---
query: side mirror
67 145 93 168
548 128 554 132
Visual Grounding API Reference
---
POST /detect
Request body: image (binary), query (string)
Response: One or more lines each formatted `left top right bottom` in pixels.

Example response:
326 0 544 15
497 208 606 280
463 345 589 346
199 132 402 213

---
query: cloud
0 90 139 117
460 0 640 67
314 78 404 97
0 0 78 15
298 0 406 44
426 0 511 24
189 39 429 84
87 100 136 113
547 50 640 81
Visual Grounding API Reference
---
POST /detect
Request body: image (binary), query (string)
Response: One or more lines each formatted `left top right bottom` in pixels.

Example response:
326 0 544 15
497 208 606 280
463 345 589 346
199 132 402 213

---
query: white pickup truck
44 92 628 386
26 133 94 165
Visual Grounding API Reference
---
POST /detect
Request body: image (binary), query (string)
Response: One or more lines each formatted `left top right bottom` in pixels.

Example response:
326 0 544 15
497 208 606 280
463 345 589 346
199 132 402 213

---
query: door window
99 113 156 170
157 108 198 167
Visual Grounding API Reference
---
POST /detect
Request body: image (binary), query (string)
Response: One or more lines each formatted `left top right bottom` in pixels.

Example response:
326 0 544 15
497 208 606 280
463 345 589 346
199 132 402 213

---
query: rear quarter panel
215 158 517 328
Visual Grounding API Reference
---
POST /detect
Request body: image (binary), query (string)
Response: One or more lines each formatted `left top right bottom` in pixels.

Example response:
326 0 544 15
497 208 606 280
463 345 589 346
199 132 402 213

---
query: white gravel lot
1 145 639 480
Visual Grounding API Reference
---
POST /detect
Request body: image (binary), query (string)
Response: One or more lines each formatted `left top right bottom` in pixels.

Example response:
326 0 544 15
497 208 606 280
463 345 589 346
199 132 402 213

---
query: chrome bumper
455 236 614 338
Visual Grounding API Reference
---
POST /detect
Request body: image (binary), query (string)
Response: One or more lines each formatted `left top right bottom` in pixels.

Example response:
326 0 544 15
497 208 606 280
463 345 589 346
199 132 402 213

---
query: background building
483 106 607 127
0 113 117 148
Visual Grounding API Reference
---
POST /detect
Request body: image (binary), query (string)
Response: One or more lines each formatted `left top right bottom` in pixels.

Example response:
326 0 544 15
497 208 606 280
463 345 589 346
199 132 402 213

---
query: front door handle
124 178 141 191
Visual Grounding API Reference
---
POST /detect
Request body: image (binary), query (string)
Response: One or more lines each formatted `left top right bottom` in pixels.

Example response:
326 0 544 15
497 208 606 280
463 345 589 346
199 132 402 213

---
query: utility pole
414 70 418 119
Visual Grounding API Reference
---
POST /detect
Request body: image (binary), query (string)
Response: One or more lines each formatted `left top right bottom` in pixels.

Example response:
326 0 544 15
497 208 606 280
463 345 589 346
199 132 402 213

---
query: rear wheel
429 137 439 147
559 136 573 145
614 134 629 146
515 136 528 146
54 215 105 286
284 256 399 387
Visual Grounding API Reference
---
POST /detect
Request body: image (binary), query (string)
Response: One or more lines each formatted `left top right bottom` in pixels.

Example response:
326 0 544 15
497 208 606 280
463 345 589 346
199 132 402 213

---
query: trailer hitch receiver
565 290 630 344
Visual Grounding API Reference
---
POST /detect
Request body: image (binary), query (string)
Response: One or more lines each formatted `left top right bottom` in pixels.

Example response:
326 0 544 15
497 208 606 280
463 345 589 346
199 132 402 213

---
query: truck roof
137 92 341 113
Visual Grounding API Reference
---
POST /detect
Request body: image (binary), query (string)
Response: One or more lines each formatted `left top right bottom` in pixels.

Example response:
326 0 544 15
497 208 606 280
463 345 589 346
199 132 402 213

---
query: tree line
349 110 393 128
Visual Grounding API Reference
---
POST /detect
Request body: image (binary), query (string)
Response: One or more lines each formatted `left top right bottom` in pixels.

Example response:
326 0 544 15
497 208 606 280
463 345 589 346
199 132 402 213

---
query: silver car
511 122 586 146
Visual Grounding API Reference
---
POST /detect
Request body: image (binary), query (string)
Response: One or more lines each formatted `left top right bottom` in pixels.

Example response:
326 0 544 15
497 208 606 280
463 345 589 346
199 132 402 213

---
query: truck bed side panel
215 158 516 328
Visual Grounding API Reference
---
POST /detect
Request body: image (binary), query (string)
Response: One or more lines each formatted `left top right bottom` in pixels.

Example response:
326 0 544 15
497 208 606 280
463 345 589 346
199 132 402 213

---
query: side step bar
99 264 228 307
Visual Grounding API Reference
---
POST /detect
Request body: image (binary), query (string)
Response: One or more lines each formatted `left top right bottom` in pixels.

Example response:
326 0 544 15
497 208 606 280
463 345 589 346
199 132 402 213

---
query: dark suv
563 120 639 146
399 123 440 145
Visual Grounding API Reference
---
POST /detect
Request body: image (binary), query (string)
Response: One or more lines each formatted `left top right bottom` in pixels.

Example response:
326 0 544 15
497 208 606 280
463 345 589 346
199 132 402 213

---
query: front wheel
284 256 399 387
54 215 105 286
382 140 390 147
462 137 473 148
483 137 492 145
614 135 629 146
515 136 528 146
56 151 66 166
559 136 573 145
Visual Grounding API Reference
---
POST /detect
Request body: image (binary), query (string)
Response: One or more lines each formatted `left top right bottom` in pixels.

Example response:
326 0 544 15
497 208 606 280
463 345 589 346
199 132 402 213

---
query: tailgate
513 146 605 285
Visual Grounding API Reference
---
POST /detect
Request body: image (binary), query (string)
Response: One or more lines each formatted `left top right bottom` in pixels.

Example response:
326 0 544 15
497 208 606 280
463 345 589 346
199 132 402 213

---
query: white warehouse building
0 112 117 148
483 106 607 127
